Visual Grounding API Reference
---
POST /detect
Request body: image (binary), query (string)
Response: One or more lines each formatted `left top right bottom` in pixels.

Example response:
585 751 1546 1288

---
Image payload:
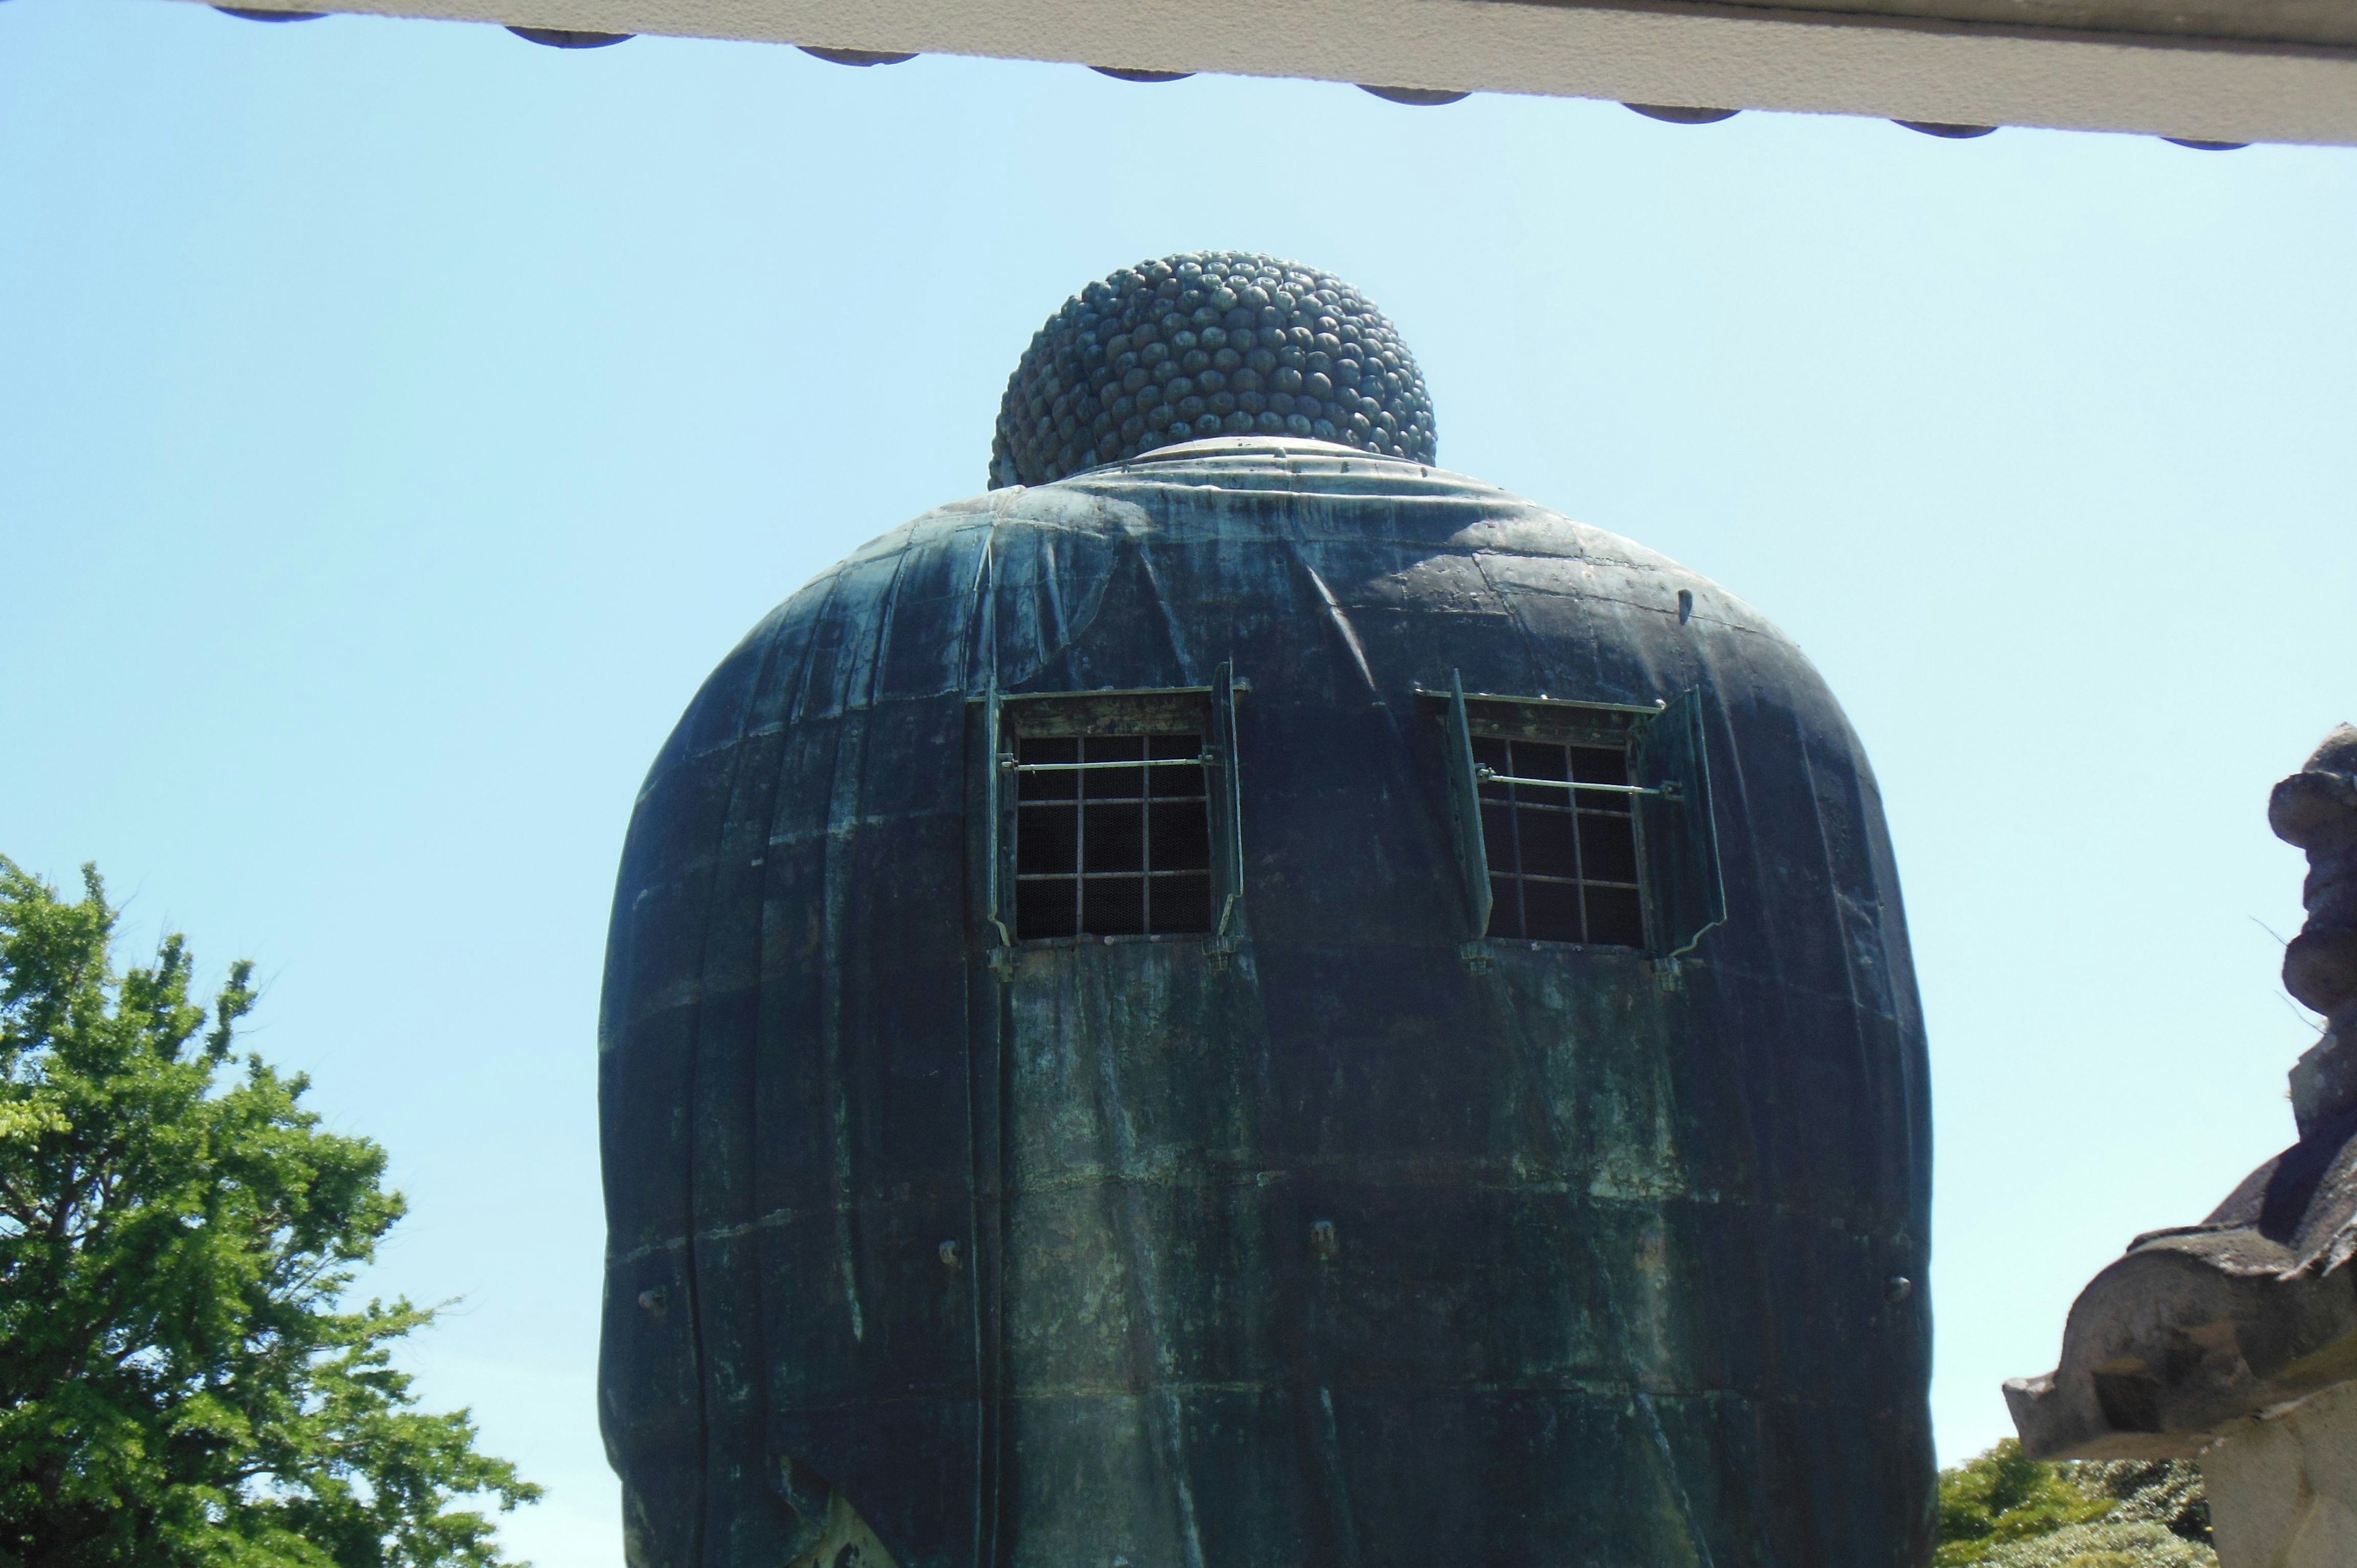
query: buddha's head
2272 724 2357 1019
990 250 1436 487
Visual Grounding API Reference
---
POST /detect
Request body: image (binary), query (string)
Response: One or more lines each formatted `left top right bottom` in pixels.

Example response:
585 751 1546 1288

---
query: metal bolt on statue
597 253 1936 1568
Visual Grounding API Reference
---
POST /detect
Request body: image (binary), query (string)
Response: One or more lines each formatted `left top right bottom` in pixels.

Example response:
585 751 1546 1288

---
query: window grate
1012 732 1213 939
1473 735 1646 948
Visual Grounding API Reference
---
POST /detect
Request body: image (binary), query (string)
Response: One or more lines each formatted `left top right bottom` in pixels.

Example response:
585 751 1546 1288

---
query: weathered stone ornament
2007 725 2357 1566
600 253 1933 1568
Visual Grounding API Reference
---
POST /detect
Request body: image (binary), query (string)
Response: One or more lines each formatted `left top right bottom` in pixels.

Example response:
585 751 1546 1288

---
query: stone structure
598 255 1933 1567
2007 725 2357 1568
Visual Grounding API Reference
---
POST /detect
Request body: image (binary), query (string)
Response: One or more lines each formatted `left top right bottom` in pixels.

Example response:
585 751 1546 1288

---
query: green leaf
0 857 539 1568
1936 1441 2215 1568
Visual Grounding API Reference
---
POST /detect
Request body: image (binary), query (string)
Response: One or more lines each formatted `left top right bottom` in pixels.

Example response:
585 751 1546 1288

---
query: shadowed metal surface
598 436 1933 1568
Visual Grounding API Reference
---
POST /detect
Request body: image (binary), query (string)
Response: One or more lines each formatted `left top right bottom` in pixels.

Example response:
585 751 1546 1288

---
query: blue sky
3 2 2353 1560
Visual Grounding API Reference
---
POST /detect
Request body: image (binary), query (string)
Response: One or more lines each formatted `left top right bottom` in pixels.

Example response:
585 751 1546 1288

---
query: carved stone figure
2280 727 2357 1118
598 254 1934 1568
2007 725 2357 1567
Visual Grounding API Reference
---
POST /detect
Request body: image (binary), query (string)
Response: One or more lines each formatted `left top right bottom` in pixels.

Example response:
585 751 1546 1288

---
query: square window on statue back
1469 706 1647 949
1010 704 1213 940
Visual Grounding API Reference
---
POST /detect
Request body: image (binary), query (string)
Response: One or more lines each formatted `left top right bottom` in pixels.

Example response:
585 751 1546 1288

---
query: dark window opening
1473 735 1647 948
1014 732 1213 940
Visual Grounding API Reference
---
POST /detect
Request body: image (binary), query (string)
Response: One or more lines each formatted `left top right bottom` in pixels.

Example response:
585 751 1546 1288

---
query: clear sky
3 2 2353 1561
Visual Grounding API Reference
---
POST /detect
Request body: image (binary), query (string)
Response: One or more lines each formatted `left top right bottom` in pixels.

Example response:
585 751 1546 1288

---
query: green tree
1937 1440 2216 1568
0 859 539 1568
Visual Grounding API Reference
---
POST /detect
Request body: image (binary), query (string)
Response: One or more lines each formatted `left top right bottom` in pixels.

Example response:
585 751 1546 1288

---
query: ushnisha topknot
990 251 1438 487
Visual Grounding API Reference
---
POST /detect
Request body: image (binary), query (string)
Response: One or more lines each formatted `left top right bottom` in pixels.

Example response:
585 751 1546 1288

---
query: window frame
1431 672 1725 964
977 666 1247 967
1470 721 1651 949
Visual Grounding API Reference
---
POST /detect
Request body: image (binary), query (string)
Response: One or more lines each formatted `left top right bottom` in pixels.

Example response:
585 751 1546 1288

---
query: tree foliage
0 859 538 1568
1937 1440 2215 1568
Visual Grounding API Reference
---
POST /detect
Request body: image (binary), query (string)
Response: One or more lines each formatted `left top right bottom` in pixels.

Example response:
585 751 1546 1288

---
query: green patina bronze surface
598 251 1923 1556
991 253 1436 488
598 431 1933 1566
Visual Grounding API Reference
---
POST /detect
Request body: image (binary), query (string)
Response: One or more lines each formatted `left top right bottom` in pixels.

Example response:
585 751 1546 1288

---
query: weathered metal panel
600 437 1935 1568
